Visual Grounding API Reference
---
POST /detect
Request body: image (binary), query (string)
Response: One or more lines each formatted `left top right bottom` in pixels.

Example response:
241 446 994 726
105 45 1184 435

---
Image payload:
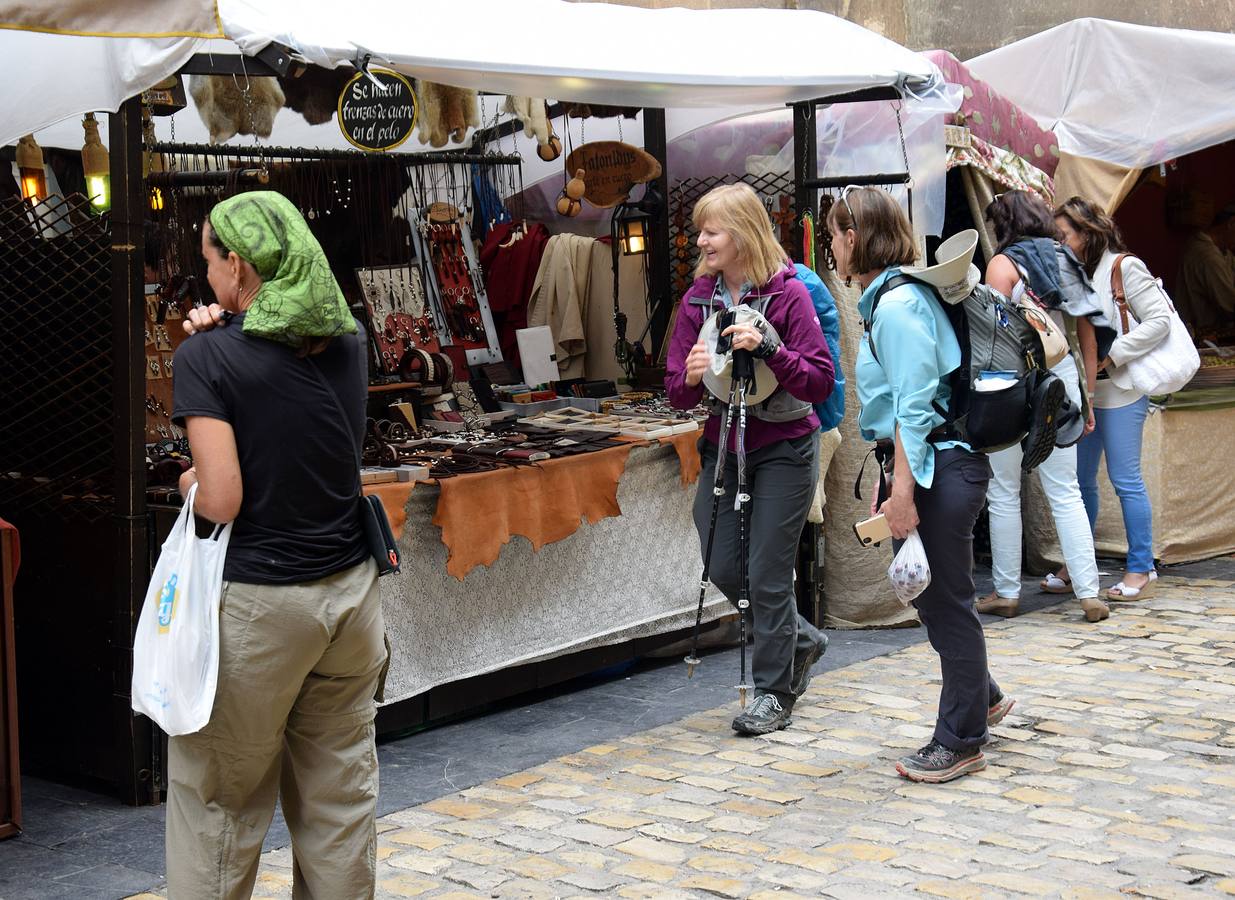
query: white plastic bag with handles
131 483 232 735
888 529 931 605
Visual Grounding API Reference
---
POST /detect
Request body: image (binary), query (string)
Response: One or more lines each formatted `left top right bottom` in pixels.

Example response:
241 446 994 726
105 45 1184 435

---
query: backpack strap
863 274 919 365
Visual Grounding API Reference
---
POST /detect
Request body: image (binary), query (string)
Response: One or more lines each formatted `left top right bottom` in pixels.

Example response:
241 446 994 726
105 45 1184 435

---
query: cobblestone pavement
135 573 1235 898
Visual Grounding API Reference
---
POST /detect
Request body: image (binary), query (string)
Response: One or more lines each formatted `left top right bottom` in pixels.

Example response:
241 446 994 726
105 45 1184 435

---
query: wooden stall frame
1 527 19 839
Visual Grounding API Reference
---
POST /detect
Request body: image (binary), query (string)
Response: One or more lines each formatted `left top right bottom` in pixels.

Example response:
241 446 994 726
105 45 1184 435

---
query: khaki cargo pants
166 558 387 900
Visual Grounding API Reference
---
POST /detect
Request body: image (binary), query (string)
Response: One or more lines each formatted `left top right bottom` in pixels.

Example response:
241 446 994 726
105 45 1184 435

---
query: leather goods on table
432 442 635 579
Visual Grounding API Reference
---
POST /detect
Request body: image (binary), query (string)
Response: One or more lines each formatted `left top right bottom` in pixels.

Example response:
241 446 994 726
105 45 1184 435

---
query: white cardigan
1092 250 1173 409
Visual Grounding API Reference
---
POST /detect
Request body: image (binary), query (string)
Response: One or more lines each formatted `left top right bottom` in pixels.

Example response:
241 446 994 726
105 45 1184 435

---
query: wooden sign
337 68 418 152
563 141 662 209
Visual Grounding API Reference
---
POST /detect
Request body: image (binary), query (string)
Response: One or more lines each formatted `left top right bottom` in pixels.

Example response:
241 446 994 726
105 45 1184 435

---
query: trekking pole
684 377 739 678
731 347 755 708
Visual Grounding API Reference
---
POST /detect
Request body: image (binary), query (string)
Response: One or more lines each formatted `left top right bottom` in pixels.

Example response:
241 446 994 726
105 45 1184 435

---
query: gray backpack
867 275 1052 457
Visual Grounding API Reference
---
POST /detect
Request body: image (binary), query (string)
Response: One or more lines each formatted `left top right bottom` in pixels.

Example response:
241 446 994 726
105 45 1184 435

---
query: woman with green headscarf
170 191 385 899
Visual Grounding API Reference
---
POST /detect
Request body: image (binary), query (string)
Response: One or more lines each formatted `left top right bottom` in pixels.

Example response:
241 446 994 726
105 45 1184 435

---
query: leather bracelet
429 351 455 388
399 347 435 384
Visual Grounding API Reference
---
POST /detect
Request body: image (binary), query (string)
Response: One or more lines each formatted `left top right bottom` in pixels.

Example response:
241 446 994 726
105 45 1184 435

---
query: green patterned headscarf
208 191 356 347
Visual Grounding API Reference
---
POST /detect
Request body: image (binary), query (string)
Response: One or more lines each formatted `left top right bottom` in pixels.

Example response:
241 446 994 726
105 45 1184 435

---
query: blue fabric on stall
470 164 511 244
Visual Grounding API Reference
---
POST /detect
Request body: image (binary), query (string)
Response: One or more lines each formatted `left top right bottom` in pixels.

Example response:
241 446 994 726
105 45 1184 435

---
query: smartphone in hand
853 513 893 547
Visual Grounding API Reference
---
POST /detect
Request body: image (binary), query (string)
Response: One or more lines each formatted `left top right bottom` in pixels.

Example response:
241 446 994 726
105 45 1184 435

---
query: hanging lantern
80 113 111 212
613 199 652 256
15 134 47 203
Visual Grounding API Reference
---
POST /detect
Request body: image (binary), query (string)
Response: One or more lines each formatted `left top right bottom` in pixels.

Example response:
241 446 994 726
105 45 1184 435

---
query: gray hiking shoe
895 739 986 783
791 634 829 698
987 692 1016 727
731 692 792 735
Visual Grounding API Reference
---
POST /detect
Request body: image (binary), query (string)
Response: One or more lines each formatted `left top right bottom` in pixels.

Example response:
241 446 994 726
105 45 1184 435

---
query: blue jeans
1076 396 1155 572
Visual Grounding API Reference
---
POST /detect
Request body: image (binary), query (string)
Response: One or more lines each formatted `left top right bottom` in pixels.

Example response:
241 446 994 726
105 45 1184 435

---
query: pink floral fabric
924 50 1061 177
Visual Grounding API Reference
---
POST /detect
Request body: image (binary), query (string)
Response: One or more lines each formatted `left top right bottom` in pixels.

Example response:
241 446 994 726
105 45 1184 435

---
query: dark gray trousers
896 447 1001 751
695 431 826 700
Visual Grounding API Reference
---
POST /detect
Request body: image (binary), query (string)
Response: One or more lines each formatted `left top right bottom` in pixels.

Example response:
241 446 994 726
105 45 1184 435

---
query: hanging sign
564 141 662 209
337 68 418 152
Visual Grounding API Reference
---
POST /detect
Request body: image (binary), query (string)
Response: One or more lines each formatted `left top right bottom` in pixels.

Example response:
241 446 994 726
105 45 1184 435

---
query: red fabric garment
479 221 550 366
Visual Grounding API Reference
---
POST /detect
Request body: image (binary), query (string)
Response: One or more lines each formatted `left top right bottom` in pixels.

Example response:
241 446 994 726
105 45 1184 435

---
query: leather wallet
359 494 400 576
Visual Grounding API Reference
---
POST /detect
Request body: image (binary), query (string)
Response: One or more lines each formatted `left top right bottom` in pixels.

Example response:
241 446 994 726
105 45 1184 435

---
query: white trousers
986 357 1100 600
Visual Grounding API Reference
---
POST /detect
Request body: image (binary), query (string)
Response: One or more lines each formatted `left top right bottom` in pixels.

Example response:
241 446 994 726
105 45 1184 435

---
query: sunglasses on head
839 184 862 231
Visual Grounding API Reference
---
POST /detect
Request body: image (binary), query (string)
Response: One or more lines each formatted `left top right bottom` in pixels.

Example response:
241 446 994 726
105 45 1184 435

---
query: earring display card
143 288 191 441
356 264 441 375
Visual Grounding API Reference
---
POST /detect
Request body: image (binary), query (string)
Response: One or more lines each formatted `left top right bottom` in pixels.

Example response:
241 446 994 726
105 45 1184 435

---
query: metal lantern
80 114 111 213
614 200 652 256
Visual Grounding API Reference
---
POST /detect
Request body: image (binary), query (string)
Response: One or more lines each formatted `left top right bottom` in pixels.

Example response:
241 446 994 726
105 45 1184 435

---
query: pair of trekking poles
684 340 756 708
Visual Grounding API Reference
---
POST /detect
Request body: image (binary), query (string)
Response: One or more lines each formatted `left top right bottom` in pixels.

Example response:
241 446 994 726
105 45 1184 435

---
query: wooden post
109 96 157 806
642 109 672 361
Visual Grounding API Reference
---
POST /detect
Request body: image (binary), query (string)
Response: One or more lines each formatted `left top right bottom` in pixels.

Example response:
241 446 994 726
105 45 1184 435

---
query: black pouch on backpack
963 374 1033 453
359 493 401 576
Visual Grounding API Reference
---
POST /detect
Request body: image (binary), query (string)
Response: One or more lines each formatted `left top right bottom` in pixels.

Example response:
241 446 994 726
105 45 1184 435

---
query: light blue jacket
855 268 964 488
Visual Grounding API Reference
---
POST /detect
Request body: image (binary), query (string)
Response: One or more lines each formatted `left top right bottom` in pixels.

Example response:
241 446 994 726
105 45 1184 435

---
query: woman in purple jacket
666 184 835 735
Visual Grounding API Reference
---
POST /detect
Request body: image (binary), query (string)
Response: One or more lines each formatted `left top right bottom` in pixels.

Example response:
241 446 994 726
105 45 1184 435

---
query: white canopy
0 0 944 148
968 18 1235 169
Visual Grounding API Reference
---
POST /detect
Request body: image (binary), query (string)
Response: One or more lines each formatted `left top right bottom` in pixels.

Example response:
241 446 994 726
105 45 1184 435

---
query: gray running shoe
790 634 829 698
895 739 986 783
731 692 792 735
987 692 1016 727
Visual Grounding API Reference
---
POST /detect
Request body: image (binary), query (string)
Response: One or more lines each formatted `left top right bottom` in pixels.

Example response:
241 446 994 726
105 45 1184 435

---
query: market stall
0 0 947 801
970 20 1235 567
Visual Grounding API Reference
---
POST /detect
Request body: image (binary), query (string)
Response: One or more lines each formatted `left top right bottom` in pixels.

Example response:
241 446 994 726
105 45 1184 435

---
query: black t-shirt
172 314 369 584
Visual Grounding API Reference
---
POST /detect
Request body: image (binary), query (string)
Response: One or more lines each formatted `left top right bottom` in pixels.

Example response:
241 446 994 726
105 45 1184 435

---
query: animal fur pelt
189 74 285 143
278 65 352 126
503 96 550 146
560 102 640 120
415 81 480 148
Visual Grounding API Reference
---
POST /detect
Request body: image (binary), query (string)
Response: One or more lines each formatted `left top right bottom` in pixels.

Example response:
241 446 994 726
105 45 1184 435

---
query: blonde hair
692 183 788 288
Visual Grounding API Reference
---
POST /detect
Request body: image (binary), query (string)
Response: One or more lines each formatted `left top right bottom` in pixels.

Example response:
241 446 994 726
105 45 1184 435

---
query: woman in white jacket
1054 197 1172 601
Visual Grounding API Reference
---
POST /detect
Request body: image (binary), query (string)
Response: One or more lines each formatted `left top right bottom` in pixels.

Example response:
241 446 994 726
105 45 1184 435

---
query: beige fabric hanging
0 1 223 38
527 234 595 381
1052 152 1143 214
583 247 649 385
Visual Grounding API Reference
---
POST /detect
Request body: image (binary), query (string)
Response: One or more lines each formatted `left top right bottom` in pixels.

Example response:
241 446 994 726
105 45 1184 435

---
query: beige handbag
1016 298 1070 368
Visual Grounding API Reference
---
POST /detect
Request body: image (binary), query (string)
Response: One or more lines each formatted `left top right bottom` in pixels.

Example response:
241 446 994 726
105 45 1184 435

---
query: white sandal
1040 572 1072 594
1106 575 1155 602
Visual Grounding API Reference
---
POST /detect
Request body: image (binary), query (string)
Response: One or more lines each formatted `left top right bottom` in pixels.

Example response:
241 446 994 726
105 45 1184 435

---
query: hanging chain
234 66 268 180
893 101 912 184
617 114 623 143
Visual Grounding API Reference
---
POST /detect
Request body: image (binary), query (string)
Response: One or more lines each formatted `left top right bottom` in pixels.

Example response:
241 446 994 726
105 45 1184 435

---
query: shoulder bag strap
1110 253 1132 335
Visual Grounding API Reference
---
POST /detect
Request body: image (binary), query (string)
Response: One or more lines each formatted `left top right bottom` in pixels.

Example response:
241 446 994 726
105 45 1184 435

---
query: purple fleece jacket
665 265 834 452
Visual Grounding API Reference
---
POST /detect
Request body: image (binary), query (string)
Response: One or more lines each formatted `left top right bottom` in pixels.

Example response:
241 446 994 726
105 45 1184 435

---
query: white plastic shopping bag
131 483 232 735
888 529 931 606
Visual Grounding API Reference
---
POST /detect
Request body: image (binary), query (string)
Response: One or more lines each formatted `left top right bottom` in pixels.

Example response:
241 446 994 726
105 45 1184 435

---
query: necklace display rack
410 203 503 367
151 142 519 380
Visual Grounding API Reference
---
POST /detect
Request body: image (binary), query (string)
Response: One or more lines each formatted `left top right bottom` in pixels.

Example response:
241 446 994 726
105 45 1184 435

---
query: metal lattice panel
667 173 797 301
0 194 114 520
